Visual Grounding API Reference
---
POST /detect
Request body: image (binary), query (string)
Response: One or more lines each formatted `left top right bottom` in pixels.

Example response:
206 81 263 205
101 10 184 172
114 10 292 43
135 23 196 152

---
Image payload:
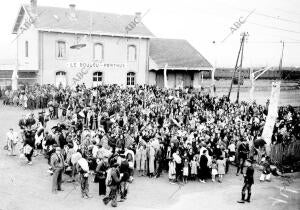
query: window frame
126 72 136 86
127 45 137 62
92 71 103 82
93 43 104 61
92 71 104 87
25 41 29 58
56 40 67 59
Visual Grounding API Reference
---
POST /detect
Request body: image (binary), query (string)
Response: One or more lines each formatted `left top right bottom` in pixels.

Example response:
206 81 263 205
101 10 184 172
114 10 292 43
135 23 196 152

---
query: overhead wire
246 21 300 34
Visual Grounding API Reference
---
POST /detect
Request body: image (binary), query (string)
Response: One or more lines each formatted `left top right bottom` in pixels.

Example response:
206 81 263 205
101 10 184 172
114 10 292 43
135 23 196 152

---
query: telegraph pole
228 32 248 101
279 41 285 71
236 33 247 103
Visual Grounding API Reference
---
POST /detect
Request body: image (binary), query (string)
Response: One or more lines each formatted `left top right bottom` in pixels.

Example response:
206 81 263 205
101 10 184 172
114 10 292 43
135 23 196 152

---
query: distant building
149 38 213 88
5 1 213 89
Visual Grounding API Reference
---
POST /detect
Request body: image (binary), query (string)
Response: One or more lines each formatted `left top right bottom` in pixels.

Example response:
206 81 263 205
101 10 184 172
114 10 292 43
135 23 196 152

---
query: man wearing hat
50 145 65 193
38 111 45 127
236 139 249 176
77 157 92 199
119 153 130 201
103 158 122 207
26 113 36 129
238 156 254 203
6 128 18 156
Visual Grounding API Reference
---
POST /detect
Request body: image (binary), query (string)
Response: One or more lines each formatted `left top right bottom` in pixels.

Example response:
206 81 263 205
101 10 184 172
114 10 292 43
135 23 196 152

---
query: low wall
270 141 300 169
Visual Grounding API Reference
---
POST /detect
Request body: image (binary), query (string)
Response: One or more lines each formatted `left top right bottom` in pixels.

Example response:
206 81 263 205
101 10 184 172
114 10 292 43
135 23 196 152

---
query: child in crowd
190 156 198 180
260 156 271 182
217 156 226 183
211 158 218 182
168 159 176 183
183 158 189 184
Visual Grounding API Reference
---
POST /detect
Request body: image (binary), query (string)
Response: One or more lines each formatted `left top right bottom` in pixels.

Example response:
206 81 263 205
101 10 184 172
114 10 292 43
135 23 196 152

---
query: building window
127 72 135 86
127 45 136 62
25 41 29 57
56 40 66 58
93 72 103 87
93 43 104 61
93 72 103 82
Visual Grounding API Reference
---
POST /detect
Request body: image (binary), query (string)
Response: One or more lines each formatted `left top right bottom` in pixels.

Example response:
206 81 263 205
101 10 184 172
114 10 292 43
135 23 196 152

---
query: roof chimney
69 4 76 19
30 0 37 15
135 12 142 23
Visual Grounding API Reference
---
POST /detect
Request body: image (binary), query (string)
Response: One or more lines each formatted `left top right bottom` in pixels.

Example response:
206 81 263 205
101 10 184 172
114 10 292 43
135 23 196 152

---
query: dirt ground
0 104 299 210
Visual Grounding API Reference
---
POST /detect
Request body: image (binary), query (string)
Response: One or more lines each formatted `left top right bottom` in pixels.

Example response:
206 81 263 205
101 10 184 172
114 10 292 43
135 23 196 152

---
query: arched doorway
55 71 67 87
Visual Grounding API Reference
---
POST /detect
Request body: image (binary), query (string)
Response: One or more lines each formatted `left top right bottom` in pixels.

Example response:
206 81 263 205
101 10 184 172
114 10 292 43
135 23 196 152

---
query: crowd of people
3 83 299 206
1 84 62 110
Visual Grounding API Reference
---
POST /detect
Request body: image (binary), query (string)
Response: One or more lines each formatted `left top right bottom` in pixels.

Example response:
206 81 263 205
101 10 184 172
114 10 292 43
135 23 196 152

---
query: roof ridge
23 4 136 17
18 4 154 37
152 37 187 42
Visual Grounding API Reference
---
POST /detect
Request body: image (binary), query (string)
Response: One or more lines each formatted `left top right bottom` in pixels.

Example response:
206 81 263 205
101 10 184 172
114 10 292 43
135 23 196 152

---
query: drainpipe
39 31 44 85
211 68 215 97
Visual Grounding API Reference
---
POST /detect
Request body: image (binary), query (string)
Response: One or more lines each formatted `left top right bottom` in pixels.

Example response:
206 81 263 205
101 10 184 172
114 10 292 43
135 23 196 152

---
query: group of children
168 154 227 184
168 153 274 184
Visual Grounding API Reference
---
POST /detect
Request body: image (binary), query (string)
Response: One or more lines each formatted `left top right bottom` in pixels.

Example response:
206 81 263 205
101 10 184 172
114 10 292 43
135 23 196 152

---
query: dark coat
244 165 254 185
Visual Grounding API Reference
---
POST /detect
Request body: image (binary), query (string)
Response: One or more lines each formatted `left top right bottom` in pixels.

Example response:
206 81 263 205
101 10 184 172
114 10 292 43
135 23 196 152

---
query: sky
0 0 300 67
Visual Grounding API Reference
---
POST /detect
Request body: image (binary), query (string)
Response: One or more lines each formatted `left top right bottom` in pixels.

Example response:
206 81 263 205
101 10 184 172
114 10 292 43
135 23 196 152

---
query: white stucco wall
40 31 149 88
16 14 39 71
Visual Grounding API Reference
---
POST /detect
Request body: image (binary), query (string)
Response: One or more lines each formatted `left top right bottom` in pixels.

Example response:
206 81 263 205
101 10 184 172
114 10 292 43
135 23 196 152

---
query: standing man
154 144 163 178
23 129 35 165
77 157 91 199
50 146 65 193
125 146 135 182
103 159 122 207
238 156 254 203
119 154 130 201
6 128 18 156
38 111 45 127
199 149 209 183
53 100 59 119
19 115 28 141
45 133 56 175
236 139 249 176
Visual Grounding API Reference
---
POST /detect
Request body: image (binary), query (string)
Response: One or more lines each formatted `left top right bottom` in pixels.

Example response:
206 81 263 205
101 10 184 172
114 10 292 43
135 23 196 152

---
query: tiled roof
149 38 213 70
15 5 154 38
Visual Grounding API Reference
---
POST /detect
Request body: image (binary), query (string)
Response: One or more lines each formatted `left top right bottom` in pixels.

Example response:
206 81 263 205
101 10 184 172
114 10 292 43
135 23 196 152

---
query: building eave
150 66 214 71
37 28 154 39
12 5 25 34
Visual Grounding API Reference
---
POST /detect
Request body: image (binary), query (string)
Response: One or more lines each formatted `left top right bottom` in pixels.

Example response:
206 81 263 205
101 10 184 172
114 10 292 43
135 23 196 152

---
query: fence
270 141 300 167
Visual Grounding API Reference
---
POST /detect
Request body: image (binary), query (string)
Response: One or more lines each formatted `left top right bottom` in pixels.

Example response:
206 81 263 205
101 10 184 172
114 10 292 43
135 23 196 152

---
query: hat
67 142 74 148
246 156 254 163
109 158 119 167
55 146 61 151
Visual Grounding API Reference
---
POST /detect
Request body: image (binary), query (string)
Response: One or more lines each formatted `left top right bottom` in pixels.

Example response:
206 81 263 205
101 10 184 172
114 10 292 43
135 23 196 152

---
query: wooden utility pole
228 32 248 101
279 41 285 71
236 35 246 103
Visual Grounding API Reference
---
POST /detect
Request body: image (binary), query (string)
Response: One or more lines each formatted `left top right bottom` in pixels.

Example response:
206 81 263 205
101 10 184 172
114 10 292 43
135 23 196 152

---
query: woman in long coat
135 144 142 176
95 158 107 196
149 145 155 177
141 145 147 176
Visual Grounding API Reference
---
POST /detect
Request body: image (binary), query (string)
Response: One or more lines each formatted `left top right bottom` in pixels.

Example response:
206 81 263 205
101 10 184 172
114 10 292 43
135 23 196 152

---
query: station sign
66 62 127 69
